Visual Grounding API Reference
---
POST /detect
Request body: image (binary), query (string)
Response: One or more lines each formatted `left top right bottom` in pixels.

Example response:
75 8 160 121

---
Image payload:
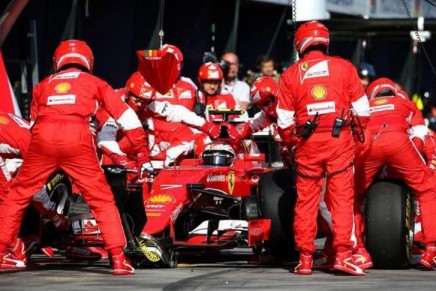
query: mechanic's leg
0 150 56 268
293 151 324 275
326 138 365 276
61 144 134 275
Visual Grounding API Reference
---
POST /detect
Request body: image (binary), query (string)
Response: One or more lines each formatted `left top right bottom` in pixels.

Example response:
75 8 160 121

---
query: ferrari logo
300 63 308 71
311 85 327 100
228 171 235 194
156 89 173 98
55 82 71 93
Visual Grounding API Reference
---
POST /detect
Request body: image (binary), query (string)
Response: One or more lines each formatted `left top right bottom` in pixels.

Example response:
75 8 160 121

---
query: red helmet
295 20 329 56
161 44 183 69
366 77 398 100
53 39 94 72
250 76 278 118
250 76 278 106
197 62 223 86
125 71 155 111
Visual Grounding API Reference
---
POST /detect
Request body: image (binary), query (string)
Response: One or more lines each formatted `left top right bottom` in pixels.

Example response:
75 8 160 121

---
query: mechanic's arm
97 82 150 171
276 75 297 146
147 101 220 138
97 117 134 165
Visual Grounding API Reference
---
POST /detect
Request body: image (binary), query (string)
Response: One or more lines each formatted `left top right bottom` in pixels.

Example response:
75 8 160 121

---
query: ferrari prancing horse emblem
228 171 235 194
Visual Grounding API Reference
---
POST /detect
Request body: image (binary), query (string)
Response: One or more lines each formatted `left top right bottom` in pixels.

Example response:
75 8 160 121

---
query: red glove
238 123 253 139
277 125 297 148
225 123 241 141
100 145 136 169
111 154 136 169
200 121 221 139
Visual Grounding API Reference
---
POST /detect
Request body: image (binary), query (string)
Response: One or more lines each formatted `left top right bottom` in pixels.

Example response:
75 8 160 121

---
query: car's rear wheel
364 179 414 268
258 168 297 260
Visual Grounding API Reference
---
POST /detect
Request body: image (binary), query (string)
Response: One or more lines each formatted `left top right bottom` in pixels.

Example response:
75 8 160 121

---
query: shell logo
55 82 71 93
300 63 308 71
147 194 175 204
311 85 327 100
0 116 10 125
374 98 388 105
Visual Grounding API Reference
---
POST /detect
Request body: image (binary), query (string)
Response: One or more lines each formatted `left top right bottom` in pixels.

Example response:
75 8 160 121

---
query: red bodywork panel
142 157 271 247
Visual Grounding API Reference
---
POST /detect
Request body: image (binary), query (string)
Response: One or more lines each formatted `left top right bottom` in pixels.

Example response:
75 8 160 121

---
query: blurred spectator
246 55 281 85
221 52 250 111
357 62 376 90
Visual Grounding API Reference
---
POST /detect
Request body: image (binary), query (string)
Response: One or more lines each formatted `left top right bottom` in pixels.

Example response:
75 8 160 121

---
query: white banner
327 0 370 17
251 0 436 19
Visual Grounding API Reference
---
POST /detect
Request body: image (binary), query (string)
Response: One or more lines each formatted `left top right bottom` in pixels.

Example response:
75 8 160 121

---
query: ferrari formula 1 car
128 110 298 267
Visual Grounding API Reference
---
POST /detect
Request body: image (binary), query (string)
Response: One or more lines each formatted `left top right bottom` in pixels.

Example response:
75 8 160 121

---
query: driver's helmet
202 142 236 166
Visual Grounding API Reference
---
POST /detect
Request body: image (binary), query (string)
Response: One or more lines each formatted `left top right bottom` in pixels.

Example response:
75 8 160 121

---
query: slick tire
46 170 73 215
258 168 297 260
364 179 414 269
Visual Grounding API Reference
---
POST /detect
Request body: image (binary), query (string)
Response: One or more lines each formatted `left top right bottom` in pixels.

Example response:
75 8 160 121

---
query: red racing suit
277 50 370 254
354 94 436 247
0 113 30 200
98 92 212 167
153 76 197 111
0 68 149 252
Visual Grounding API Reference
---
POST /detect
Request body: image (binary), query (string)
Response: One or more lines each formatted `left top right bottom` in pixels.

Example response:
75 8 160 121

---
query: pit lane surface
1 249 435 291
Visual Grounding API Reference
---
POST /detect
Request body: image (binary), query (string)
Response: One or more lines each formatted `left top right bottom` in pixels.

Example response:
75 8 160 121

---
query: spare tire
364 179 414 269
258 168 297 260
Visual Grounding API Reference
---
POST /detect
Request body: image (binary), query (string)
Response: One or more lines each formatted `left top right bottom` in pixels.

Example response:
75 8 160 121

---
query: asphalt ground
1 248 435 291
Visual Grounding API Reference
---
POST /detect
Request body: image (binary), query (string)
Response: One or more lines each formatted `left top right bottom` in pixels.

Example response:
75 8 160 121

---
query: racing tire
46 170 73 215
364 179 414 269
258 168 297 260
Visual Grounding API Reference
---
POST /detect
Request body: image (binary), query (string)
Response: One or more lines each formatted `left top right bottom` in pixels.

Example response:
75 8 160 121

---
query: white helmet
202 142 235 166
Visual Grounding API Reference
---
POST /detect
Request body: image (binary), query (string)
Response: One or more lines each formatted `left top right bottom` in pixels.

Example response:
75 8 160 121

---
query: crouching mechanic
0 39 151 275
277 20 370 276
98 71 223 169
235 76 292 166
354 78 436 270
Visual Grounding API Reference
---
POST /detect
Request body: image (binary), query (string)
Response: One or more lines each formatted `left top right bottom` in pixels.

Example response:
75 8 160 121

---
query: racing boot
65 246 102 261
46 209 70 231
352 247 373 270
0 251 26 270
10 239 28 267
333 250 365 276
294 253 313 275
41 247 55 257
418 246 436 270
110 248 135 275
